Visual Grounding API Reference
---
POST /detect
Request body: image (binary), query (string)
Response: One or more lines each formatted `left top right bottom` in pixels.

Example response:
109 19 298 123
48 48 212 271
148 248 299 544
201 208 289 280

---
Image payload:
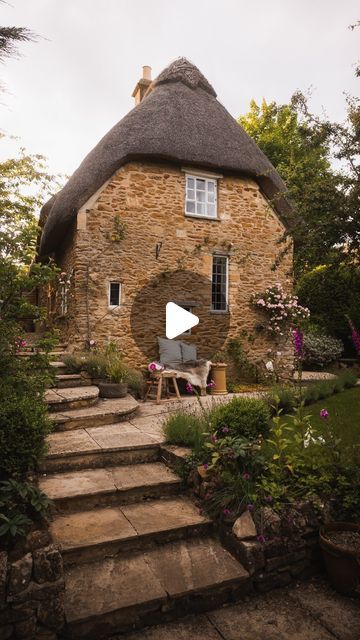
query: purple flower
211 434 218 443
186 382 193 394
293 328 304 358
207 380 216 388
246 503 254 512
223 508 231 516
257 534 266 544
222 426 230 434
348 318 360 355
203 463 209 470
320 409 329 419
242 472 251 481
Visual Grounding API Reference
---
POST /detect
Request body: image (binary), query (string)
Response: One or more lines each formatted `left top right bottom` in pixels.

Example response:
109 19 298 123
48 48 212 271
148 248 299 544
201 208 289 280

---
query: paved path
114 578 360 640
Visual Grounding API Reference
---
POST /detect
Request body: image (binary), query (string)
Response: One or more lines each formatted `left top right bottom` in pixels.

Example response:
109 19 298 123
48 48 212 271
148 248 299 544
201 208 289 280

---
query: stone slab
111 462 180 491
86 423 157 450
208 587 337 640
121 497 209 535
39 467 116 500
122 615 223 640
145 537 249 598
290 579 360 640
65 553 167 623
45 430 101 458
45 386 99 405
50 396 139 430
50 507 137 550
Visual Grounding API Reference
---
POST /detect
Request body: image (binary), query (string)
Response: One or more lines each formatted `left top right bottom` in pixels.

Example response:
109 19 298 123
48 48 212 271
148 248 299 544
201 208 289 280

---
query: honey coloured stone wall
52 161 294 374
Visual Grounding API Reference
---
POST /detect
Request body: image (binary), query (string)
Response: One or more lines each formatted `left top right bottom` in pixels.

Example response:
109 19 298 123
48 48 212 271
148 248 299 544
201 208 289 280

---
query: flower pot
210 363 228 395
319 522 360 594
98 381 128 398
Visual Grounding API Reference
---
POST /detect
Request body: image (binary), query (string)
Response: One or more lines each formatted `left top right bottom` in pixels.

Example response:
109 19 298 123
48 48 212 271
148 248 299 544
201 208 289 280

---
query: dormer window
185 174 217 219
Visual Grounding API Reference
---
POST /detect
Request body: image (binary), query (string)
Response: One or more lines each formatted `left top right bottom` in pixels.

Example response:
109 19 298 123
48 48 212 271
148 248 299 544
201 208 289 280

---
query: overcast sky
1 0 359 177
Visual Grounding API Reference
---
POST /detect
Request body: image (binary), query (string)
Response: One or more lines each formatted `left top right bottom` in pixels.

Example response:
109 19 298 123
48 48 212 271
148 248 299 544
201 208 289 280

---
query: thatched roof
39 57 290 256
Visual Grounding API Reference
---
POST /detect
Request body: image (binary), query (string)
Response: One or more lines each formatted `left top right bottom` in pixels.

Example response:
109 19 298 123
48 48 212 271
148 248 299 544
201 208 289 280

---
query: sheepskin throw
164 359 212 395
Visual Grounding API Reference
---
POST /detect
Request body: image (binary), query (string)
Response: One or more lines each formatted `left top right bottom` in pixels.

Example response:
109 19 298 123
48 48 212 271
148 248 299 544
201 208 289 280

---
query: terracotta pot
98 381 128 398
319 522 360 594
210 363 228 395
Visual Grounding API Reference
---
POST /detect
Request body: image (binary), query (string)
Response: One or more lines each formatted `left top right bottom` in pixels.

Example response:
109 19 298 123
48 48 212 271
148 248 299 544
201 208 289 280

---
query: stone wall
0 528 65 640
49 161 294 373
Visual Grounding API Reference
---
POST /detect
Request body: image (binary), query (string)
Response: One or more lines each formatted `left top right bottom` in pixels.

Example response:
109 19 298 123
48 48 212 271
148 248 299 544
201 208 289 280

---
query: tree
239 93 358 276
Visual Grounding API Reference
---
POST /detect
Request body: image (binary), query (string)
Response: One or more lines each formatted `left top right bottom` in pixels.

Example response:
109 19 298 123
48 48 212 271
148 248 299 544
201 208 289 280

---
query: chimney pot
142 65 152 81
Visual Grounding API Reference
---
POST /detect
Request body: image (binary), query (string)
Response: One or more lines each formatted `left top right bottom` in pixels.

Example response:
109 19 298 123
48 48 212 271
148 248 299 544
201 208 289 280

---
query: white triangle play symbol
165 302 199 340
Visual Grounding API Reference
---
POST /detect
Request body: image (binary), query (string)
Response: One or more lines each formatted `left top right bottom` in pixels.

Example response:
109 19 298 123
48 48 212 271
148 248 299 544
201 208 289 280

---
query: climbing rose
320 409 329 419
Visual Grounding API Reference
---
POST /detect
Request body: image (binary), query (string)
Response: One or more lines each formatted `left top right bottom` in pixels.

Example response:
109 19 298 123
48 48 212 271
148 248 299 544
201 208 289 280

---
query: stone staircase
38 349 250 639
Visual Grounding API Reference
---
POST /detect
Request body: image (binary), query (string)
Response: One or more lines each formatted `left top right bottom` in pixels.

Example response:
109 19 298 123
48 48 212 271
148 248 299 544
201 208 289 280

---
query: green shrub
0 479 52 546
163 411 208 453
339 370 358 388
0 380 52 477
210 397 270 439
62 353 86 373
297 265 360 352
303 327 343 368
266 385 297 414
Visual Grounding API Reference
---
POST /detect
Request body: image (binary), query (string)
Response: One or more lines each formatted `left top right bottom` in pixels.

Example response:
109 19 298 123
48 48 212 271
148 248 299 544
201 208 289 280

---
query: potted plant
210 352 228 395
98 350 131 398
320 522 360 594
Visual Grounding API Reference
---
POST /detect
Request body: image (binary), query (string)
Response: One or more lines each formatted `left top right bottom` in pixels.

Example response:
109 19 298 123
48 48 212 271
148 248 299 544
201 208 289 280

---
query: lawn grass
284 386 360 449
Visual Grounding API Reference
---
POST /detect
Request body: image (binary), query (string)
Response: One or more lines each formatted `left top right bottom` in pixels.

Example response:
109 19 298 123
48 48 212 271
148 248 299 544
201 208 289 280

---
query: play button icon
166 302 199 340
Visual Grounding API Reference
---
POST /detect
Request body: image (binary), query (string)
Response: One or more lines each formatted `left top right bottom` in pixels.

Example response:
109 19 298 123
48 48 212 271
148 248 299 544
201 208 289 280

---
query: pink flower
203 463 209 470
223 508 231 516
207 380 216 388
242 472 251 481
222 426 230 434
186 382 193 394
246 504 254 512
257 534 266 544
148 362 157 371
320 409 329 419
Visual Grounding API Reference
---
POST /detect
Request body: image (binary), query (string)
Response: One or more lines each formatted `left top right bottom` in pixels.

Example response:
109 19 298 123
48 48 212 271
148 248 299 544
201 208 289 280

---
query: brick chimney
132 66 152 105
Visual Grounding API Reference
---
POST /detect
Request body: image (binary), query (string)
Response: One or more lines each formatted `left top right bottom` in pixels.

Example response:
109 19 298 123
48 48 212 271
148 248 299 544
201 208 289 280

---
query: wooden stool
143 371 181 404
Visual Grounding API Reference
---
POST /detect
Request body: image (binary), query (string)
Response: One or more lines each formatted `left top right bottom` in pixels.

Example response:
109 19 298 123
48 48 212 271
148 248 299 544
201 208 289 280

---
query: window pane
187 188 195 200
196 202 205 215
187 177 194 189
109 282 120 306
207 191 215 203
186 200 195 213
207 181 215 192
207 203 215 217
196 178 205 190
197 189 205 202
211 257 227 311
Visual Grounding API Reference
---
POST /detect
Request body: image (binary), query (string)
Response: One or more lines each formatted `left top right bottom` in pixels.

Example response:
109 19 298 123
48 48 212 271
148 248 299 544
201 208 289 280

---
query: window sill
108 305 121 310
185 213 220 221
210 308 229 315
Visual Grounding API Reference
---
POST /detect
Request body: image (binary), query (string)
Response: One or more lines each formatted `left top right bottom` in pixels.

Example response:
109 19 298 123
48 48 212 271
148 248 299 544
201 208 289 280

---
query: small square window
109 282 121 307
185 174 217 219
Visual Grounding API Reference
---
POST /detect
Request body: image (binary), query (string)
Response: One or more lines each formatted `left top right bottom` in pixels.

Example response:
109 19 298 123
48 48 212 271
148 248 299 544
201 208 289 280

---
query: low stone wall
0 528 65 640
221 525 323 594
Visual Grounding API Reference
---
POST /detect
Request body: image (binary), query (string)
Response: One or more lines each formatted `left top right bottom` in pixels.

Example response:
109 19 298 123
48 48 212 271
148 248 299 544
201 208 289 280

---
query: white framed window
185 174 217 219
108 282 121 308
211 255 228 312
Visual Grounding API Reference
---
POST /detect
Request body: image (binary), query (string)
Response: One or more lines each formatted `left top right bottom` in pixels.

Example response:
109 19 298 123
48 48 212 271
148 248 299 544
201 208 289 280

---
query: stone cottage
37 58 293 370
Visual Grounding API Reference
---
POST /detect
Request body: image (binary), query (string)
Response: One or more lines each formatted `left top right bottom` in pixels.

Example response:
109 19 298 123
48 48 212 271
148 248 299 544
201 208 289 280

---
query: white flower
265 361 274 372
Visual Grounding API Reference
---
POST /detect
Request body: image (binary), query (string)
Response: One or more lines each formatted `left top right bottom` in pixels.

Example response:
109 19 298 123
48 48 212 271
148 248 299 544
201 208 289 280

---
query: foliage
239 91 359 276
297 265 360 352
303 327 343 368
252 282 309 336
209 397 270 440
163 411 209 454
265 385 297 414
225 337 259 382
0 479 52 545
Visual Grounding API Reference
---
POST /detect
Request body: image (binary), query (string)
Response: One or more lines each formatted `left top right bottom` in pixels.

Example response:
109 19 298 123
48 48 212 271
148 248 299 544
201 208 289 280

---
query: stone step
63 536 250 638
55 373 91 389
50 395 139 431
50 361 67 371
45 386 100 412
39 462 182 513
50 496 212 566
17 350 67 359
40 424 160 473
